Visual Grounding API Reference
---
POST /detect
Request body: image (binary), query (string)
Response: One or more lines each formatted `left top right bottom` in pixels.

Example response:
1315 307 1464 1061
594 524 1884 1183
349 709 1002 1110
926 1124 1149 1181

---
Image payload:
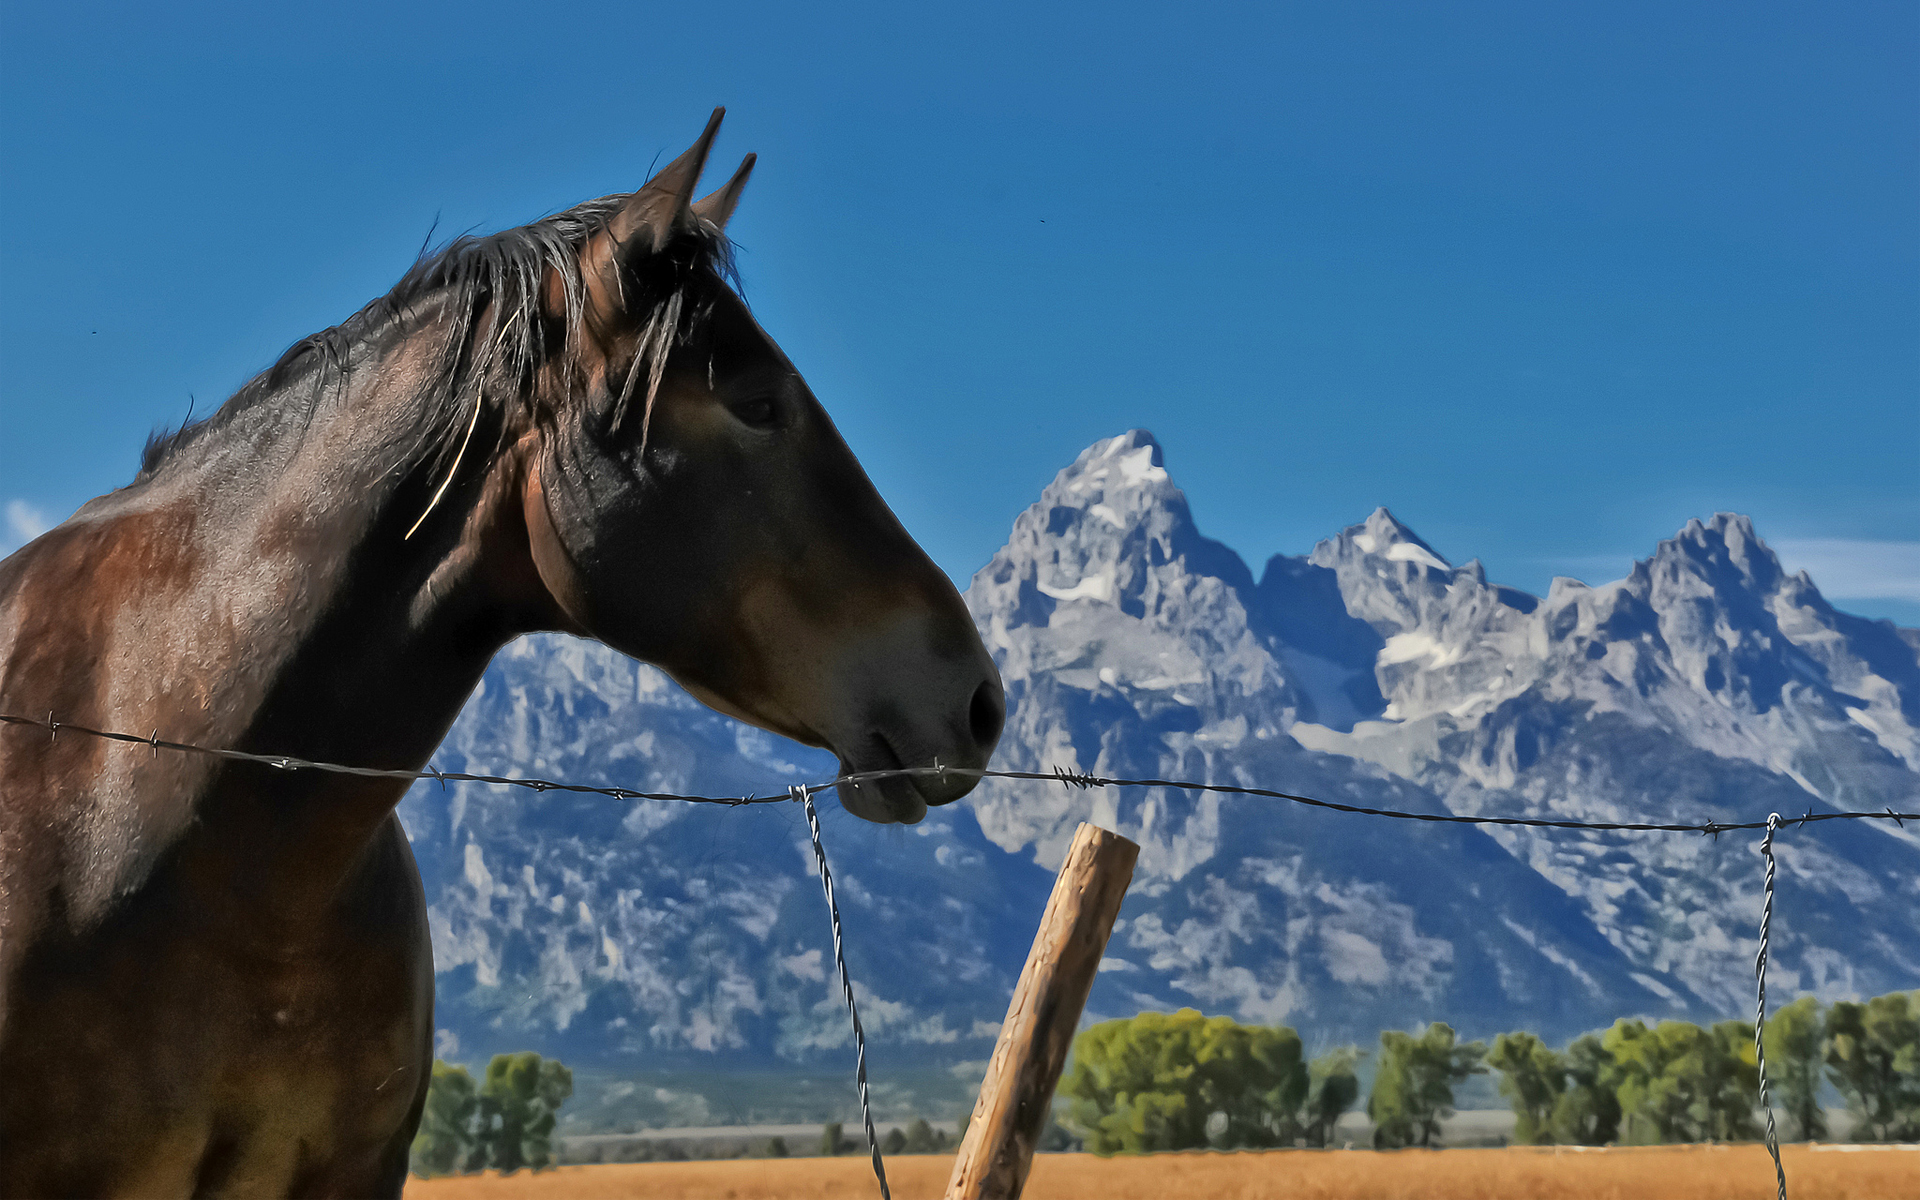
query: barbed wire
12 709 1918 1200
7 711 1914 835
0 711 785 806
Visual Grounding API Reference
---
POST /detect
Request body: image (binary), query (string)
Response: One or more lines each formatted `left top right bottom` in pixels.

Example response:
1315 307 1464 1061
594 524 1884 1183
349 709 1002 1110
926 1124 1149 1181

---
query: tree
1488 1032 1564 1145
476 1052 574 1173
409 1060 481 1177
1302 1047 1364 1148
1762 996 1827 1141
766 1136 789 1158
821 1121 845 1156
881 1127 907 1155
1549 1033 1620 1146
1060 1009 1310 1154
1826 991 1920 1142
1367 1023 1487 1149
902 1118 938 1154
1701 1020 1762 1142
1603 1019 1756 1144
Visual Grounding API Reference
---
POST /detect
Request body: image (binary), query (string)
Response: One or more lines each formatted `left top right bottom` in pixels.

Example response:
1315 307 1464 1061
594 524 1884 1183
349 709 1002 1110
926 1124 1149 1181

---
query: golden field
406 1144 1918 1200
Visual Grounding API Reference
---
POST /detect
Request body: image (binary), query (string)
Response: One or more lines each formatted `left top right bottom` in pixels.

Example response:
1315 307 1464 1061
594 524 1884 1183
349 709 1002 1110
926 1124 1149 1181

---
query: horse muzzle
829 657 1005 826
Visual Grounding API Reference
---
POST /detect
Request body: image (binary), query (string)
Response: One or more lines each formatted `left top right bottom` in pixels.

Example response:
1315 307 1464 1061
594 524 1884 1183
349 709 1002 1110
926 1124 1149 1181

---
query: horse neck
129 330 539 905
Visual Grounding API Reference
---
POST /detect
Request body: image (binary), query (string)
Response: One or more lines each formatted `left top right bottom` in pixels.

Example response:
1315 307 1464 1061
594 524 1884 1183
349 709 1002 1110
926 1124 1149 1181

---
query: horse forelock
134 196 739 488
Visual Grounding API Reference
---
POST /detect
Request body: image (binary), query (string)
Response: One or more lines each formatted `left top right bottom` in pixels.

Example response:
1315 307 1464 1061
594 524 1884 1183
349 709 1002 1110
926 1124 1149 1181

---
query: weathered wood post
945 822 1139 1200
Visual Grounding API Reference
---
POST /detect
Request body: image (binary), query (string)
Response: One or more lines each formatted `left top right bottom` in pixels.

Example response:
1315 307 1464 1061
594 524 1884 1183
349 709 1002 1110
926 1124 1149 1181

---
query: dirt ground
406 1143 1919 1199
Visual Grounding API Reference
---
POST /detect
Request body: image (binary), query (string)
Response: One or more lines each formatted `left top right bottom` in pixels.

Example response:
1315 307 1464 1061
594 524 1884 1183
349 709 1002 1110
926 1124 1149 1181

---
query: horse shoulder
0 501 220 991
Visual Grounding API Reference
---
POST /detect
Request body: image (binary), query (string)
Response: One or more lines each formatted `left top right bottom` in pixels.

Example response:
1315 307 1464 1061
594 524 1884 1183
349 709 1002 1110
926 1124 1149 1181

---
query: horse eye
731 397 780 429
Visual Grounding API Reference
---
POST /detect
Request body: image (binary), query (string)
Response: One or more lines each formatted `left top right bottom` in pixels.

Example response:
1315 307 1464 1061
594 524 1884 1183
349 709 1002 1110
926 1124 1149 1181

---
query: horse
0 109 1004 1198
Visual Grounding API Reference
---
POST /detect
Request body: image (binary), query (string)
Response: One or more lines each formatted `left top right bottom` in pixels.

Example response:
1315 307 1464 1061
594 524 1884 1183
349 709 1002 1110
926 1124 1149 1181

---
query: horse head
511 110 1003 824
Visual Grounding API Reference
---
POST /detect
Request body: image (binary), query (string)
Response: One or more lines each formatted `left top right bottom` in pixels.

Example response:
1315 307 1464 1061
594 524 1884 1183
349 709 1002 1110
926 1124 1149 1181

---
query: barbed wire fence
8 709 1920 1198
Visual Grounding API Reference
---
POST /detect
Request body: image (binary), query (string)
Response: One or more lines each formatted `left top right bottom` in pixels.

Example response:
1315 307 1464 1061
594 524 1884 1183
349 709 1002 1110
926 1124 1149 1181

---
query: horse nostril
968 679 1005 750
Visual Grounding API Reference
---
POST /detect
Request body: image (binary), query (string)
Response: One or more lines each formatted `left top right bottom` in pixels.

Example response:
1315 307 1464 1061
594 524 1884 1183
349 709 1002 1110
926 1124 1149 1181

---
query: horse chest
0 820 433 1197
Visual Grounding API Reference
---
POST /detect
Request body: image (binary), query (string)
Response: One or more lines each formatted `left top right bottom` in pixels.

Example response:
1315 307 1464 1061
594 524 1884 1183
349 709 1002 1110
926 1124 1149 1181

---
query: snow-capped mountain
398 430 1920 1073
1281 505 1920 1012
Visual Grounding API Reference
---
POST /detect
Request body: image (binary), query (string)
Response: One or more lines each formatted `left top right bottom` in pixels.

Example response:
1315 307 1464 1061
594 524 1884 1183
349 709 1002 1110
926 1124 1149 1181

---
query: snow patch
1322 930 1391 985
1038 572 1114 602
1387 541 1450 571
1378 632 1462 669
1115 446 1168 486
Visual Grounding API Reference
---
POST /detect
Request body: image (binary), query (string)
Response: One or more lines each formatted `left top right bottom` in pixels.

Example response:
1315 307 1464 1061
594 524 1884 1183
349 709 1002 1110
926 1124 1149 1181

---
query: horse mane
136 195 737 483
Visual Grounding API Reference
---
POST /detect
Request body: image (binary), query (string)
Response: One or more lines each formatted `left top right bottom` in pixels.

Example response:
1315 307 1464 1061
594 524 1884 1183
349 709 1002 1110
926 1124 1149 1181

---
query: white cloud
5 500 49 545
1773 539 1920 603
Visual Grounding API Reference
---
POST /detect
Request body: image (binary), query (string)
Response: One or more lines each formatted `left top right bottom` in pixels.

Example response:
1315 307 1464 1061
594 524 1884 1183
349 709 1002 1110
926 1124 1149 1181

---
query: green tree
1701 1020 1763 1142
766 1136 789 1158
1603 1019 1756 1144
902 1118 937 1154
881 1127 907 1155
409 1060 481 1177
1367 1023 1487 1149
1548 1033 1621 1146
1826 991 1920 1142
1765 997 1828 1142
1061 1009 1311 1154
475 1052 574 1173
821 1121 845 1156
1302 1047 1364 1148
1488 1032 1564 1145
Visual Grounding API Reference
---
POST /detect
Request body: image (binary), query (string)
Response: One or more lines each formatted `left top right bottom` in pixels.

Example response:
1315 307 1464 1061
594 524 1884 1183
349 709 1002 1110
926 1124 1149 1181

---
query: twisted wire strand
1754 813 1787 1200
795 785 891 1200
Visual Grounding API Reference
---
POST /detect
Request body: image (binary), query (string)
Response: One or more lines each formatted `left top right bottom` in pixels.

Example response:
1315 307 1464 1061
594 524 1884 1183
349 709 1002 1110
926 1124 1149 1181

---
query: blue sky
3 2 1916 622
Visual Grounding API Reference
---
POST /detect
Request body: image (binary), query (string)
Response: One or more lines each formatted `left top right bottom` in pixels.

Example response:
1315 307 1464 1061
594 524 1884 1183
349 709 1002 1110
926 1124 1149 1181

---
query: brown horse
0 110 1003 1198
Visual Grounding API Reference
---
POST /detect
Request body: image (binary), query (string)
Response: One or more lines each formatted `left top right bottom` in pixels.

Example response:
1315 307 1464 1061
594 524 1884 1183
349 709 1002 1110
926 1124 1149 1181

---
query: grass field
407 1144 1918 1199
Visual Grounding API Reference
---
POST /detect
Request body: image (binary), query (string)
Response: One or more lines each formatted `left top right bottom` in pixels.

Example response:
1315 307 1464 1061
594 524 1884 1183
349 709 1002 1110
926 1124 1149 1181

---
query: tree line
1060 990 1920 1154
409 1052 574 1177
408 990 1917 1172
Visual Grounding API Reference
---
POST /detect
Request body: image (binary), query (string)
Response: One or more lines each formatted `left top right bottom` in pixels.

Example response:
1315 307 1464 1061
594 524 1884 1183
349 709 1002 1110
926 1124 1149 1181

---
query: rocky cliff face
399 431 1920 1069
1279 502 1920 1014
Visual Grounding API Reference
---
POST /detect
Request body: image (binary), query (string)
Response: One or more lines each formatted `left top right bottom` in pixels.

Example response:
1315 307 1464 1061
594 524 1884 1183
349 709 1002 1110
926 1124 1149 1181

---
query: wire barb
1754 813 1787 1200
794 785 891 1200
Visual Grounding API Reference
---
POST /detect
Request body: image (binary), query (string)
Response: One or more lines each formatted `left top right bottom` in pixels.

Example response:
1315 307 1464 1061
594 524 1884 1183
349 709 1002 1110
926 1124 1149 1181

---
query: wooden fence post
945 822 1139 1200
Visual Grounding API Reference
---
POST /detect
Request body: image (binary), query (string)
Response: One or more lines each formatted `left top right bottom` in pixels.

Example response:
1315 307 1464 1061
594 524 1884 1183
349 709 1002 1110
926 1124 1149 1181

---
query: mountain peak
968 430 1253 633
1313 508 1452 573
1053 429 1170 498
1638 511 1784 594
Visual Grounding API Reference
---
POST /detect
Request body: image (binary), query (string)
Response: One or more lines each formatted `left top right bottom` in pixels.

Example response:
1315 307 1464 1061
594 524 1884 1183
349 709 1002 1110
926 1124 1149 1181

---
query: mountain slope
1277 508 1920 1013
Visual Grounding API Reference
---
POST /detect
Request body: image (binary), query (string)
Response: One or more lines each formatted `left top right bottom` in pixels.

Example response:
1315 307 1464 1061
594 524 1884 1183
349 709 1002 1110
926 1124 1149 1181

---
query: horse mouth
834 732 934 825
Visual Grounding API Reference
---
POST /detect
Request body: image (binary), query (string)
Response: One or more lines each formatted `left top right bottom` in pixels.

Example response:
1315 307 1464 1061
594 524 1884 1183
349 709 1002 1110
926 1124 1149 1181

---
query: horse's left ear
609 107 725 257
562 109 727 333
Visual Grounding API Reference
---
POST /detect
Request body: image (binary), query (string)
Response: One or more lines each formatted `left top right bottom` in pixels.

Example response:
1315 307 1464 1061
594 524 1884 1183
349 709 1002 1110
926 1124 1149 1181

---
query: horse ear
607 108 726 256
692 153 755 230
